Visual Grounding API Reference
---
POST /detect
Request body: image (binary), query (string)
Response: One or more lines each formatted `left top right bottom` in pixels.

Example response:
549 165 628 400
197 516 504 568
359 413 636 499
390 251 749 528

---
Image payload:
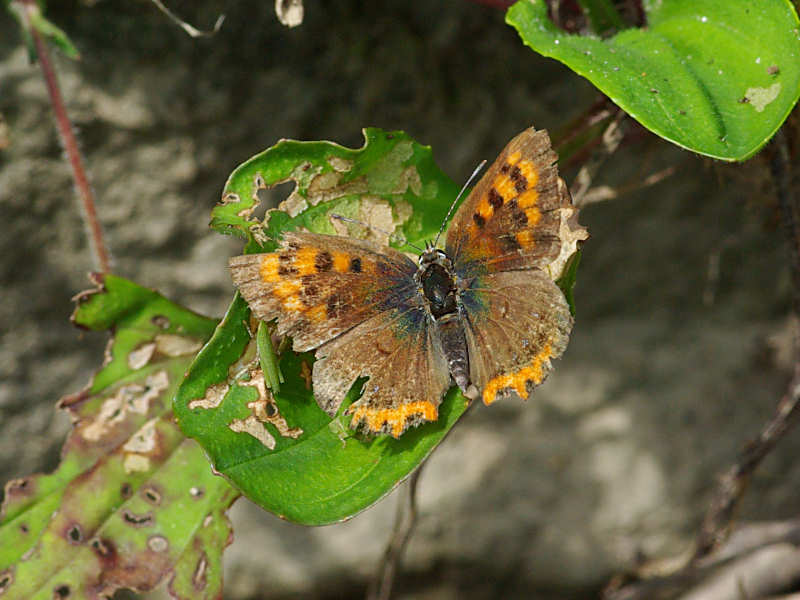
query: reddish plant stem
20 0 111 273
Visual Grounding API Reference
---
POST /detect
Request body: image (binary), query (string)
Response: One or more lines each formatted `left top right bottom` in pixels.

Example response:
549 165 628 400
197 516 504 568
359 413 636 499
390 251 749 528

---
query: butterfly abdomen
434 314 471 395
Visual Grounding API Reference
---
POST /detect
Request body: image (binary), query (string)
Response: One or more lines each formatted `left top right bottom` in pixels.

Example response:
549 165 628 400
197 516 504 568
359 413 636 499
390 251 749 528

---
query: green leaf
211 128 460 252
507 0 800 161
175 129 472 525
0 275 238 599
556 249 582 316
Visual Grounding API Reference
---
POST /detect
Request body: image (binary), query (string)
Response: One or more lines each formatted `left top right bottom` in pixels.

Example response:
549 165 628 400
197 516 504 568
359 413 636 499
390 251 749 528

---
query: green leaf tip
507 0 800 161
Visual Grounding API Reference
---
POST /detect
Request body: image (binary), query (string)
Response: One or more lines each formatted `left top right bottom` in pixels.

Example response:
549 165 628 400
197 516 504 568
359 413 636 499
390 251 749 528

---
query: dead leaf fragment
81 371 169 441
278 190 309 218
128 343 157 370
188 382 229 410
275 0 303 27
229 416 277 449
227 369 302 448
744 83 781 112
545 179 590 282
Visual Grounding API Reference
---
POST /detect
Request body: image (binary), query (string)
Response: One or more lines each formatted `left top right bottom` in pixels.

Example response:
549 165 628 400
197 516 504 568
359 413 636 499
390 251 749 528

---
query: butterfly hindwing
460 269 572 406
446 127 573 275
313 309 451 437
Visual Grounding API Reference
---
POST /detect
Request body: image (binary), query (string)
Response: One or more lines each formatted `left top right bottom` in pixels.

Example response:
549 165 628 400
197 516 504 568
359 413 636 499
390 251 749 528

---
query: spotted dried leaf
0 275 237 599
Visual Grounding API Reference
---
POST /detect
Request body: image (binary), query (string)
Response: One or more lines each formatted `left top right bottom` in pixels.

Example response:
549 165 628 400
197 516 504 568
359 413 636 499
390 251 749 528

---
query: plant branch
604 126 800 600
18 0 111 273
570 109 628 206
366 464 424 600
148 0 225 37
691 127 800 563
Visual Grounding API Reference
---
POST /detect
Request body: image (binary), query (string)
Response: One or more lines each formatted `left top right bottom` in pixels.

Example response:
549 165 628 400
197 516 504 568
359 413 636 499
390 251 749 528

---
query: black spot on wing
350 257 362 273
510 165 527 193
473 213 486 228
488 188 503 209
315 251 333 272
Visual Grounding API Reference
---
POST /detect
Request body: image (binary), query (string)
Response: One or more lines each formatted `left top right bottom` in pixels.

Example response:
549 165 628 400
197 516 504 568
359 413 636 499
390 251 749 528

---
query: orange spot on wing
304 304 327 323
518 189 539 209
507 151 522 165
482 343 554 405
494 175 516 202
282 296 304 311
525 207 541 225
295 247 319 276
515 229 535 249
259 254 280 282
332 251 350 273
516 159 539 187
349 400 438 438
272 279 302 299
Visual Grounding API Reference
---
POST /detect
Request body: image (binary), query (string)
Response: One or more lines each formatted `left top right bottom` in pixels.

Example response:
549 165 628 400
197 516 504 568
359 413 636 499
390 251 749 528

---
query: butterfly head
418 247 450 271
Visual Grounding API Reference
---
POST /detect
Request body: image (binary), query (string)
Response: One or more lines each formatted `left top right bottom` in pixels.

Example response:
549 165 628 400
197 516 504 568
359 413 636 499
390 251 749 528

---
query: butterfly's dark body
416 249 474 398
230 127 588 437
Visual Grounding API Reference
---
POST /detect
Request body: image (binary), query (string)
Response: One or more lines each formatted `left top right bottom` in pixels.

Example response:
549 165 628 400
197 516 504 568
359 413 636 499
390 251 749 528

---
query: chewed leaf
176 129 476 525
0 274 238 599
507 0 800 161
210 128 461 253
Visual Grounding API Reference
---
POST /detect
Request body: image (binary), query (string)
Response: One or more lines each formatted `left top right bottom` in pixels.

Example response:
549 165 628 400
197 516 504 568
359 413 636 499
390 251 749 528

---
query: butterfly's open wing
230 231 451 436
445 127 585 276
460 270 572 406
313 308 451 437
230 231 419 351
445 127 586 406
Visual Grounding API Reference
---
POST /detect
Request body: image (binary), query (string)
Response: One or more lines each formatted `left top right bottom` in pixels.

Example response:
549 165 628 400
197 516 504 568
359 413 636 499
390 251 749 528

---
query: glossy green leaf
175 129 473 525
0 275 237 599
507 0 800 161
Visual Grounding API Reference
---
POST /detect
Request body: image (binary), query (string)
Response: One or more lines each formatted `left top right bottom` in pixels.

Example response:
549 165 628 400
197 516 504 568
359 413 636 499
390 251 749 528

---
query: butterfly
230 127 588 437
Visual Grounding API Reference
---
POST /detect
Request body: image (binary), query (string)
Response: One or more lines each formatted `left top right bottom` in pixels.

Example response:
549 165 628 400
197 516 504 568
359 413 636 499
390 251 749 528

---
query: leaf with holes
175 129 480 525
0 274 238 599
507 0 800 160
176 128 584 524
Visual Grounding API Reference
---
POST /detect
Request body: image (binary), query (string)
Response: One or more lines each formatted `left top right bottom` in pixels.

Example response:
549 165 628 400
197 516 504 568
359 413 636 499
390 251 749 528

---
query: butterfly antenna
330 214 425 253
432 159 487 249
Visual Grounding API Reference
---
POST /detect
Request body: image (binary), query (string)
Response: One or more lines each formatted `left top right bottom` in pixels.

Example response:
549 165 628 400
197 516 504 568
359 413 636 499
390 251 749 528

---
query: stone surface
0 1 796 598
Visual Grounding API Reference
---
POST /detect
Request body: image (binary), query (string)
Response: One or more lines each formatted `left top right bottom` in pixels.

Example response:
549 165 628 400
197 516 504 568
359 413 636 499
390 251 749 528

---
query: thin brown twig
604 127 800 600
18 0 111 273
366 464 424 600
570 109 628 206
691 128 800 564
148 0 225 37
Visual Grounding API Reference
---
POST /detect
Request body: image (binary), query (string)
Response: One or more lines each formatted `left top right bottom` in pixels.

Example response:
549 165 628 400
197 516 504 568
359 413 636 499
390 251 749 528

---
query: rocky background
0 1 797 598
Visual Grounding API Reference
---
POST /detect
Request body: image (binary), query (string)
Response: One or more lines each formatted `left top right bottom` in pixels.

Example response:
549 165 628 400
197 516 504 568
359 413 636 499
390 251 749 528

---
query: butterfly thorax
418 250 458 319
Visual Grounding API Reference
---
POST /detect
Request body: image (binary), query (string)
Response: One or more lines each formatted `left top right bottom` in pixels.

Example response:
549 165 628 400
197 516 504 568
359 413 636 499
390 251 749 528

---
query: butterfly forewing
230 231 418 352
445 128 568 276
